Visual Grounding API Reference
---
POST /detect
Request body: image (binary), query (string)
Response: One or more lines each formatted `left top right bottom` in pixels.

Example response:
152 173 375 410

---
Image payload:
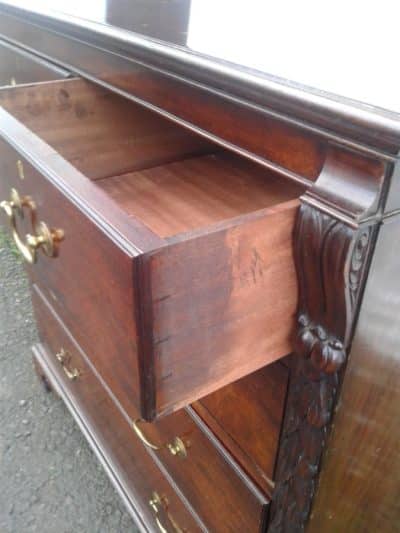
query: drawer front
32 285 203 533
0 138 146 418
33 284 268 533
0 39 69 86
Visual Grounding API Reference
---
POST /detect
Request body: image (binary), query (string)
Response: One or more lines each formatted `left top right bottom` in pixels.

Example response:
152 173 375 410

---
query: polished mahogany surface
2 0 400 115
308 215 400 532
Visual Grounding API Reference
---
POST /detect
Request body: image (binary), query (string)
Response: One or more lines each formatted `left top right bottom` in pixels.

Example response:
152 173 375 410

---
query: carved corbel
268 146 386 532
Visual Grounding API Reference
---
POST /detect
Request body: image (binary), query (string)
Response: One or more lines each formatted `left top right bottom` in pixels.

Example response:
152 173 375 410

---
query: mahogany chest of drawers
0 3 399 532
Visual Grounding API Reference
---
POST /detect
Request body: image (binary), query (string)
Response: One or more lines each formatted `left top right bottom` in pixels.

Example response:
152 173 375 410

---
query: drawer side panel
146 202 298 416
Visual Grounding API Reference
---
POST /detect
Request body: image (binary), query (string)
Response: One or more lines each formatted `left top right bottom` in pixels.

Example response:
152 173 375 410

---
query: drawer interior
193 361 289 496
0 78 303 239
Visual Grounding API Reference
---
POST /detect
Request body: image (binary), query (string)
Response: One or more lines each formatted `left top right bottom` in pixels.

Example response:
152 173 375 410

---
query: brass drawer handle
55 348 80 381
149 492 184 533
132 419 187 458
0 188 64 264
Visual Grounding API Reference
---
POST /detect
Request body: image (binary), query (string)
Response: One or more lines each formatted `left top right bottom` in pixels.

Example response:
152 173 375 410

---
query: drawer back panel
0 77 215 180
193 362 289 495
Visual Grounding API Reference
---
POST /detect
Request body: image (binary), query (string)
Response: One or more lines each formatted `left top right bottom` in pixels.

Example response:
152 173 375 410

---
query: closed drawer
132 410 269 532
0 39 70 86
33 284 269 532
32 285 203 533
0 77 302 420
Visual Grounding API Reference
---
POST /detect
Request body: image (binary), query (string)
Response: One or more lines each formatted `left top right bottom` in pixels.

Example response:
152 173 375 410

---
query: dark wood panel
1 11 397 532
0 78 214 180
98 152 303 237
103 69 325 182
309 216 400 533
31 287 203 533
193 362 289 496
0 38 69 86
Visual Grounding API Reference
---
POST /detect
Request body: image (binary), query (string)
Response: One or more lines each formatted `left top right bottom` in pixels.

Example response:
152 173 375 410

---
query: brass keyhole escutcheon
17 160 25 180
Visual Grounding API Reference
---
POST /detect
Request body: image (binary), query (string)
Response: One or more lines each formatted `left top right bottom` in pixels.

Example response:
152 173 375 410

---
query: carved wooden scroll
268 147 386 532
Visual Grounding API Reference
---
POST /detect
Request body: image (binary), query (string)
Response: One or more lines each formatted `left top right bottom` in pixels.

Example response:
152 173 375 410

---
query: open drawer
0 38 70 86
0 78 302 420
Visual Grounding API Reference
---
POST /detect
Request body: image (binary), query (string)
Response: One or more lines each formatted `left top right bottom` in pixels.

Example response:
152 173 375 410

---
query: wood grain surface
143 200 300 417
309 216 400 533
0 135 148 418
99 152 302 237
0 78 214 180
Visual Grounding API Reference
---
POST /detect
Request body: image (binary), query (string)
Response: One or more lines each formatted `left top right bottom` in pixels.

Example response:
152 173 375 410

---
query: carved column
268 147 386 532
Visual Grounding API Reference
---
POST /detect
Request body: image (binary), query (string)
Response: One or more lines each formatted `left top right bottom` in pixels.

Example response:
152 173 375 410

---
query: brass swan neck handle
132 419 187 458
1 188 64 264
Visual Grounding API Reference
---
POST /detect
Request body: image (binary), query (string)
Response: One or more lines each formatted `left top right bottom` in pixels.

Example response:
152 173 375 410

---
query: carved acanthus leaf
268 202 374 533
